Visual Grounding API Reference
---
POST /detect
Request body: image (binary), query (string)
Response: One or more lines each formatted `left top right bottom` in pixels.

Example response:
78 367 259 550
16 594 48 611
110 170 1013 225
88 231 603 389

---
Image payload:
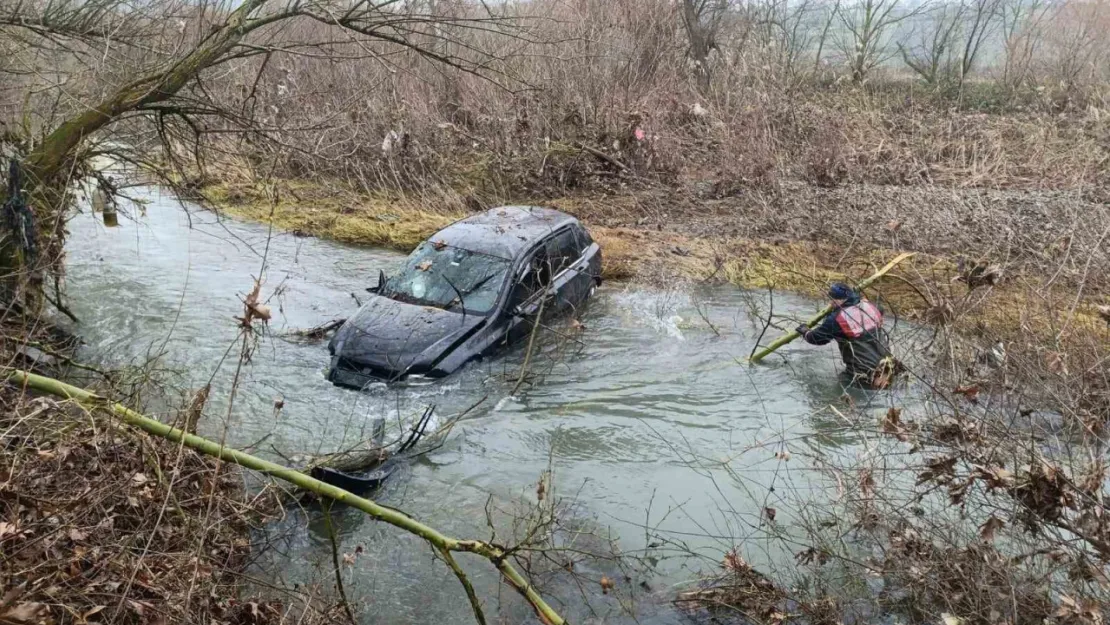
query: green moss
202 181 457 253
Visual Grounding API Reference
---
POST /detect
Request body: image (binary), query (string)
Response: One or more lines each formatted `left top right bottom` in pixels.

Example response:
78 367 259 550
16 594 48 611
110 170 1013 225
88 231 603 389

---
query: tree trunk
2 0 273 300
683 1 713 93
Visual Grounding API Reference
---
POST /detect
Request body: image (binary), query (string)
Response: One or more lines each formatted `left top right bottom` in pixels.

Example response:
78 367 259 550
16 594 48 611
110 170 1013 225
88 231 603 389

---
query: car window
545 226 588 275
384 242 511 314
510 247 553 310
572 224 593 251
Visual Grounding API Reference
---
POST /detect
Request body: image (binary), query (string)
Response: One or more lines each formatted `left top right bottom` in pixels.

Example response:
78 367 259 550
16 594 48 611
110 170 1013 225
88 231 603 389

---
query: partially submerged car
327 206 602 387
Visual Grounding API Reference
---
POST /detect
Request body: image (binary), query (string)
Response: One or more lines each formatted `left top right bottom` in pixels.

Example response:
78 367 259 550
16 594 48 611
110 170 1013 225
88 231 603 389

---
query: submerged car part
328 206 602 387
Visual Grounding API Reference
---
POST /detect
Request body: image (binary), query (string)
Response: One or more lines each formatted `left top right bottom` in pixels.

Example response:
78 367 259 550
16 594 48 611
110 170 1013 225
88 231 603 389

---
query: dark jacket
802 296 891 379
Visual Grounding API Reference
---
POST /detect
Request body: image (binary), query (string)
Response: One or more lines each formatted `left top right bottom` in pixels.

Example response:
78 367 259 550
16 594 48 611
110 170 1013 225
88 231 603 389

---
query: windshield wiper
441 275 468 319
442 272 499 316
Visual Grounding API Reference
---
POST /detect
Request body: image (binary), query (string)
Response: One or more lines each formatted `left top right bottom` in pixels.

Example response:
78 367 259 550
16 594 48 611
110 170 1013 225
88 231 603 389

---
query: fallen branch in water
5 369 567 625
512 290 549 396
748 252 916 363
286 318 346 340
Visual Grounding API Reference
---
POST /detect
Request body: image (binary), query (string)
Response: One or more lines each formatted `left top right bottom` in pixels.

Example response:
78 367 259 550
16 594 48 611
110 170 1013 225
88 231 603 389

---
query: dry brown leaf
68 528 87 542
883 407 902 429
953 385 980 403
859 469 876 498
917 456 959 485
536 479 546 502
882 407 914 442
979 516 1005 542
774 449 791 461
722 549 748 573
1054 594 1103 625
794 546 829 566
0 585 23 609
126 600 148 616
599 575 614 594
432 239 448 250
1045 351 1067 375
342 552 356 566
925 302 954 325
0 602 48 624
416 260 433 271
131 473 149 486
764 507 777 522
245 281 261 308
239 279 272 326
974 464 1014 490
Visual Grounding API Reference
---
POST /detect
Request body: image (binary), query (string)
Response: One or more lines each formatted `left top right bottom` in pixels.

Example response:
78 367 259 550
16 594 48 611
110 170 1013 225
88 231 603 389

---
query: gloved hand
795 324 809 336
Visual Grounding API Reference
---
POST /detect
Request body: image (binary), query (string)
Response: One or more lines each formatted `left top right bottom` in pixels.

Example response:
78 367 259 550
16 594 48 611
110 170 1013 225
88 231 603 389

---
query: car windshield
383 241 511 314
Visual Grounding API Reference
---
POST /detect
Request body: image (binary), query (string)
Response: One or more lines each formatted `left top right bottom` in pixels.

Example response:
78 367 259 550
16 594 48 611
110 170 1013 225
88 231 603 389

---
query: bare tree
1043 0 1110 96
0 0 522 307
998 0 1049 88
955 0 1005 87
837 0 927 83
813 0 843 74
749 0 819 80
681 0 728 92
899 2 963 85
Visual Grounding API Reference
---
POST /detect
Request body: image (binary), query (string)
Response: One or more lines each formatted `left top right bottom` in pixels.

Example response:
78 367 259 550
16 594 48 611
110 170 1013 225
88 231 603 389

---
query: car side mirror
367 269 386 293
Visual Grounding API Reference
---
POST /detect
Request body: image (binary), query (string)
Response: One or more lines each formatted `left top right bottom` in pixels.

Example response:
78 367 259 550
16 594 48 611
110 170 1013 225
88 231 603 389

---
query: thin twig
323 500 358 625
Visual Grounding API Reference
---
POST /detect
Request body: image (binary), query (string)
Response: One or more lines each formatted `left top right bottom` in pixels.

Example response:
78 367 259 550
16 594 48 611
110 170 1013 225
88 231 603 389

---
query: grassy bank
201 179 1108 347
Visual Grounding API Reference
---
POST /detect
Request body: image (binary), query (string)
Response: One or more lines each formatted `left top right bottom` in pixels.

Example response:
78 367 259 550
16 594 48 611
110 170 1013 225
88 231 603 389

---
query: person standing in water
795 283 898 388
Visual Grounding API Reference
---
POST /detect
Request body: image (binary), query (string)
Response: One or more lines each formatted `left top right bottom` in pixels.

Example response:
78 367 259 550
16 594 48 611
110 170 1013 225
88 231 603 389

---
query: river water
64 188 926 624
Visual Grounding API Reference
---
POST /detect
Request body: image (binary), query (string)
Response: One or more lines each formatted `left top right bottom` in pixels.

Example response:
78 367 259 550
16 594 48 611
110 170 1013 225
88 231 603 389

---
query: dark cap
828 282 856 300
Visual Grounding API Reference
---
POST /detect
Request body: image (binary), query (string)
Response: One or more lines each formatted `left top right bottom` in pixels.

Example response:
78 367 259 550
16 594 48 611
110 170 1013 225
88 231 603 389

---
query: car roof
432 206 578 260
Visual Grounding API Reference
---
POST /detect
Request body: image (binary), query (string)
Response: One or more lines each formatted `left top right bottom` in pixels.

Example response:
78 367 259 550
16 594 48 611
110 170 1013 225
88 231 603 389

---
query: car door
544 225 593 315
504 244 553 344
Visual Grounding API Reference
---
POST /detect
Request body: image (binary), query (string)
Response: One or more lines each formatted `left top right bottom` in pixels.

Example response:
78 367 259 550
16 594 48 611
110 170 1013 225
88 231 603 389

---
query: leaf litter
0 388 342 625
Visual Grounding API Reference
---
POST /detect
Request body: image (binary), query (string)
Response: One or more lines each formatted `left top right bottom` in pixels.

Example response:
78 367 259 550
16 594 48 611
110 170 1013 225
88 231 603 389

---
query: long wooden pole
5 369 565 625
748 252 915 364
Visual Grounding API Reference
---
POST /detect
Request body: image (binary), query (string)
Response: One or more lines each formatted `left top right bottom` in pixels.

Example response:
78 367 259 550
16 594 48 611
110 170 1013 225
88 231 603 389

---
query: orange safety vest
835 300 882 338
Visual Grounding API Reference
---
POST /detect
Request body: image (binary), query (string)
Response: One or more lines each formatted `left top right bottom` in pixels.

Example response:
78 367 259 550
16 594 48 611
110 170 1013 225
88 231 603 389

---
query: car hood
330 295 485 374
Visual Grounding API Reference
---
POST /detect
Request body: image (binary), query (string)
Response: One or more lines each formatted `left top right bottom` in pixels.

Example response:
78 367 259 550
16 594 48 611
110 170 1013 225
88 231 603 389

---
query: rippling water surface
64 189 926 623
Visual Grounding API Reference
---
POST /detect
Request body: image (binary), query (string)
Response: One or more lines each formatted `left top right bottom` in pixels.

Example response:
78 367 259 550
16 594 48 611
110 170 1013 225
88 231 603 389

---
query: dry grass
0 385 343 625
204 181 459 253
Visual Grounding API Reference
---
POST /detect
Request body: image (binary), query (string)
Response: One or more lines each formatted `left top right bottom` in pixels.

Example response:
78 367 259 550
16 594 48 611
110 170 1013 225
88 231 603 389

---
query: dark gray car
327 206 602 387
